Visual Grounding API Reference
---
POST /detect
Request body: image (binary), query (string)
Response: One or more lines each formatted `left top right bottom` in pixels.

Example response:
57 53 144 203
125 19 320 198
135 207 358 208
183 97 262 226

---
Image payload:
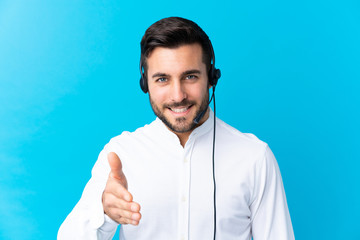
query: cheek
190 83 208 100
149 88 168 105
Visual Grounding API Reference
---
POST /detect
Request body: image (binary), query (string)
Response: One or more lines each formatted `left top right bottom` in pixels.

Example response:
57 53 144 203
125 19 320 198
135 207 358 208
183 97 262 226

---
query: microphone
193 87 215 124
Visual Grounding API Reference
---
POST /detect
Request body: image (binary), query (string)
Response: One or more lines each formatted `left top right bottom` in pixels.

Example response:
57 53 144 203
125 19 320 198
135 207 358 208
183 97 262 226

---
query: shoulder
102 119 162 157
216 118 268 153
214 117 274 170
109 119 158 143
215 119 279 186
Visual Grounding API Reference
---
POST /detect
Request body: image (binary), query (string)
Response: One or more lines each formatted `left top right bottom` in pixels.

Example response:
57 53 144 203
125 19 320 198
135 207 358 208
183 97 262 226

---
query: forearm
58 206 118 240
58 148 119 239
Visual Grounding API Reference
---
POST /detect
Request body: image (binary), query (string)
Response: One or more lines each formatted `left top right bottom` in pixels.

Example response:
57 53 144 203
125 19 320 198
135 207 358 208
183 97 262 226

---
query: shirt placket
177 139 194 240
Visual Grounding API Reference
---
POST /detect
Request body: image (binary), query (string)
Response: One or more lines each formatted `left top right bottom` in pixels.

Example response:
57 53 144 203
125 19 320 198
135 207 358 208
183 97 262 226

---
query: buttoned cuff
101 214 119 231
89 185 109 229
89 201 118 233
88 188 118 232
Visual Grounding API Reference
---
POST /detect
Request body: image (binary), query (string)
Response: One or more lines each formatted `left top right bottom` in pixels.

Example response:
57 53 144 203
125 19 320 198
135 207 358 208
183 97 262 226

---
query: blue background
1 0 359 239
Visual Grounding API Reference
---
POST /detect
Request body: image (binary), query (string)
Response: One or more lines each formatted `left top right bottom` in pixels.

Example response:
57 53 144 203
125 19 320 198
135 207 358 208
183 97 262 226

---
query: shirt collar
153 108 214 143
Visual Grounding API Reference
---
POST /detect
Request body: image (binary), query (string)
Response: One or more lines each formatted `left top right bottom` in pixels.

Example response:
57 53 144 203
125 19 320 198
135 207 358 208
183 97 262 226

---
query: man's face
146 43 210 134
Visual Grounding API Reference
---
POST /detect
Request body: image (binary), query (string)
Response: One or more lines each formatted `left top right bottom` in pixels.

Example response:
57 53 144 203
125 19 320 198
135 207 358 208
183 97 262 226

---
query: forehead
146 44 205 74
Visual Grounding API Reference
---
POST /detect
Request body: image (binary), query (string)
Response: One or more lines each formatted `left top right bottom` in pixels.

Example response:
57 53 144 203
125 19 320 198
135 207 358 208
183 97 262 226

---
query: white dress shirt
58 110 294 240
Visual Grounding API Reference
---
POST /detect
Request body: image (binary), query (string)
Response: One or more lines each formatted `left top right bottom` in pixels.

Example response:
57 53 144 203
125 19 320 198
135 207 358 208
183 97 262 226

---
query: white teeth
171 107 188 113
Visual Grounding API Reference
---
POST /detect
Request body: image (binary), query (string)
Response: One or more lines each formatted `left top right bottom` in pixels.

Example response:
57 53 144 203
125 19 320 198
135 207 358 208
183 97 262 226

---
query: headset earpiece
209 66 221 87
208 39 221 87
140 64 148 93
140 76 148 93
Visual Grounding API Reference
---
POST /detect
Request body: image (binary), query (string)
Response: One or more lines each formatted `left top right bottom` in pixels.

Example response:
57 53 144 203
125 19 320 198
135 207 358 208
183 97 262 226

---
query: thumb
108 152 128 189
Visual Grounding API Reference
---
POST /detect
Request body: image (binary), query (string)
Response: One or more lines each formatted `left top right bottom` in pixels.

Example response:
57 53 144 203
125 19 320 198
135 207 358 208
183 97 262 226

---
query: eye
185 75 197 80
156 77 167 83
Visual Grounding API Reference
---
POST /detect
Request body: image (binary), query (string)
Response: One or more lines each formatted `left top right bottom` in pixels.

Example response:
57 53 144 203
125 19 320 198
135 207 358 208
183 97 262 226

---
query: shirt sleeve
250 145 295 240
57 146 119 240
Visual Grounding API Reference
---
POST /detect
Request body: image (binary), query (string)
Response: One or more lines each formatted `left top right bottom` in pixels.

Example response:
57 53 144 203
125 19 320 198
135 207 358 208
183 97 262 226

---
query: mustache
164 99 196 108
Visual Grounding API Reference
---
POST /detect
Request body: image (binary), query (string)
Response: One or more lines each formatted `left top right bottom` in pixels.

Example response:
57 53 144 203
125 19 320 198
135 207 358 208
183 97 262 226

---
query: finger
110 207 142 225
108 152 128 190
118 216 140 226
113 197 141 213
103 194 141 224
108 152 123 179
117 208 142 222
103 191 140 212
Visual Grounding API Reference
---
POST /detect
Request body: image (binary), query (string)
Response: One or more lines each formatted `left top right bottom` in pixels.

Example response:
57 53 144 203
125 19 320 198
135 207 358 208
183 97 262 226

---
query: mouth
168 105 193 116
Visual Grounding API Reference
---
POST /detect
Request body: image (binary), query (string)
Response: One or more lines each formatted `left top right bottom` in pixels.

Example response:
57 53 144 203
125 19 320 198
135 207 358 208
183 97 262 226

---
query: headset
139 39 221 240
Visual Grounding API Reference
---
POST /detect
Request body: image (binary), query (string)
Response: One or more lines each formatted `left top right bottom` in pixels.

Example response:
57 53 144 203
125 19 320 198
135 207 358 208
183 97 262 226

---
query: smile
171 107 189 113
168 105 193 115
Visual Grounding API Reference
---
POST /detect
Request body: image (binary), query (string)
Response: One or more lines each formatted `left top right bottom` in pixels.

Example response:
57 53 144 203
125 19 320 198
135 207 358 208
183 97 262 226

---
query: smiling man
58 17 295 240
148 44 210 145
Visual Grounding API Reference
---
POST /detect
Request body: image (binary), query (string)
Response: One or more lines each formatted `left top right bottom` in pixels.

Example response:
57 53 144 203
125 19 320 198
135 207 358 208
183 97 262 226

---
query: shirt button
184 158 189 163
181 196 186 202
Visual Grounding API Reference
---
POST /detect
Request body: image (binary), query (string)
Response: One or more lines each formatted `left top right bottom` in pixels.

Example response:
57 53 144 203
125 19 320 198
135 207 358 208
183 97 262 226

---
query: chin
163 115 197 133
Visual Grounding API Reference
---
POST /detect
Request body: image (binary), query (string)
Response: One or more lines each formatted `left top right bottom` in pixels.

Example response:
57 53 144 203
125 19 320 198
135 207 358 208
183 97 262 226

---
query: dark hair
140 17 212 76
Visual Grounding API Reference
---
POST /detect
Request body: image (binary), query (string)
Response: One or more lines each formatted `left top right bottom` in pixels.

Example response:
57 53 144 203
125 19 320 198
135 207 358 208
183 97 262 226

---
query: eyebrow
181 69 201 77
152 72 170 79
151 69 202 79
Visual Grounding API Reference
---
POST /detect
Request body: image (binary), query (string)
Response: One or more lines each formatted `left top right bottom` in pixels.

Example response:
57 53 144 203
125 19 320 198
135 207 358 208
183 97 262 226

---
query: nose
170 80 187 102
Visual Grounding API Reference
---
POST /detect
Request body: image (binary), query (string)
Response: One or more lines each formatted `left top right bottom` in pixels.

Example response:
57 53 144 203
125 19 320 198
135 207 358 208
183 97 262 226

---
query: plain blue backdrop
0 0 359 239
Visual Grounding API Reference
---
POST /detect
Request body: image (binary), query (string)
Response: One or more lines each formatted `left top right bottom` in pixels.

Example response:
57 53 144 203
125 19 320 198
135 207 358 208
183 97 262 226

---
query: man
58 17 294 240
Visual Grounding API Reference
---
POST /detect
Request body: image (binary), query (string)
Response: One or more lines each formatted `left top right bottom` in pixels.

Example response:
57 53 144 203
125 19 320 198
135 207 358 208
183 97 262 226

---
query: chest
121 144 253 225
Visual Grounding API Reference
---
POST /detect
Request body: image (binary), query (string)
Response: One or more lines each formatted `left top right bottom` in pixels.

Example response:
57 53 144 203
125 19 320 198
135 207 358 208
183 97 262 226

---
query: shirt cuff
100 214 119 231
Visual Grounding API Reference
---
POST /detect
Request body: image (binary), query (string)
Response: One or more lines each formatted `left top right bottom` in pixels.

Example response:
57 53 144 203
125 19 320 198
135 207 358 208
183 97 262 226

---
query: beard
149 92 209 133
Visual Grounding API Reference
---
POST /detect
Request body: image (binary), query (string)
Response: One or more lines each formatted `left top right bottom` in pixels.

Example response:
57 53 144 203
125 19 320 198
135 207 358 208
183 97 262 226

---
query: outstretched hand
102 152 141 225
